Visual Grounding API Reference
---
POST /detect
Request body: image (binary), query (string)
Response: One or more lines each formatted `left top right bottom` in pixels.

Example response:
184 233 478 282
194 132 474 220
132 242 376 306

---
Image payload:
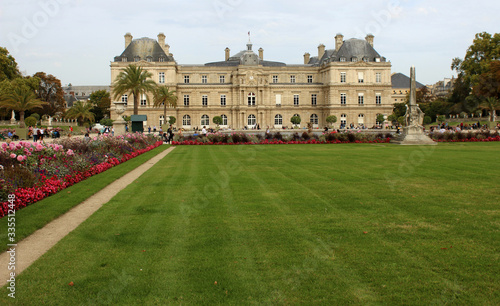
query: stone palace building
110 33 393 130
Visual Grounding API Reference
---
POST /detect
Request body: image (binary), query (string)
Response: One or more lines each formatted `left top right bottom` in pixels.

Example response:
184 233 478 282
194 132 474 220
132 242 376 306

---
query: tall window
184 75 190 84
220 94 226 106
341 114 347 126
221 114 228 125
275 94 281 106
219 75 225 83
290 75 296 83
202 75 207 83
274 114 283 125
376 94 382 106
340 72 346 83
182 115 191 126
376 72 381 83
248 92 256 106
294 94 299 106
307 75 313 83
183 94 189 106
247 114 256 126
358 72 364 83
311 94 317 106
358 93 364 106
159 57 165 62
358 114 365 124
272 75 278 83
159 72 165 84
201 114 209 126
121 94 128 105
340 93 346 106
340 57 346 62
202 95 208 107
310 114 319 124
140 94 147 106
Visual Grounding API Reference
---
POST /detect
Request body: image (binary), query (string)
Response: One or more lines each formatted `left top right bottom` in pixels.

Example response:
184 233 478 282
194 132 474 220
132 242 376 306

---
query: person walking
167 125 174 144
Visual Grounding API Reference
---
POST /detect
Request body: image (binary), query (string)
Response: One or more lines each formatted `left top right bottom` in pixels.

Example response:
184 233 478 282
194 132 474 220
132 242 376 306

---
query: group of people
28 126 61 142
162 125 175 144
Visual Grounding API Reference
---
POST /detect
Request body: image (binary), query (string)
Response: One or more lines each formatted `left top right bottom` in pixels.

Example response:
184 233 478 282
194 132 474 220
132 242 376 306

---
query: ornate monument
112 101 127 135
393 66 436 145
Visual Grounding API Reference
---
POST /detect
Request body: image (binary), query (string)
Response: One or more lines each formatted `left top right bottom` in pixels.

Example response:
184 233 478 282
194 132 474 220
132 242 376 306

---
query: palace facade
110 33 393 129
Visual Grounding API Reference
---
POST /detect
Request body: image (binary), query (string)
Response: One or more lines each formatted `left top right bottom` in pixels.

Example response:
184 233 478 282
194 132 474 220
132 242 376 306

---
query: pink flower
17 155 25 162
66 149 74 156
10 153 16 159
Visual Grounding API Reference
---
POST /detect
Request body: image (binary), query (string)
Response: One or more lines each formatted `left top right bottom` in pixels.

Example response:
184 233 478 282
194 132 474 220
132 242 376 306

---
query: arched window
274 114 283 125
247 114 256 126
248 92 256 106
201 114 209 126
221 114 228 126
160 115 165 126
310 114 318 124
182 115 191 126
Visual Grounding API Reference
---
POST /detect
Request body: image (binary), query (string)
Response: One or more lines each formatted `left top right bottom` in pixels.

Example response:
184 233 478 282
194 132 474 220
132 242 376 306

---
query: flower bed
173 131 393 145
0 133 162 217
429 131 500 142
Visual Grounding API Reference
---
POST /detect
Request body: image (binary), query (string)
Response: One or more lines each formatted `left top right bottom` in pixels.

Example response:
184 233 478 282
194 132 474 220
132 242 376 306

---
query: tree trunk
133 93 139 115
19 110 26 128
163 104 167 128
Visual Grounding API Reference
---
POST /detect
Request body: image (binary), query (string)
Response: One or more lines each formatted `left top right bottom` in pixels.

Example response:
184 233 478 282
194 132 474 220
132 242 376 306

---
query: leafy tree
290 115 301 126
479 97 500 122
376 114 385 124
24 116 37 127
212 116 222 127
65 101 95 126
392 102 407 118
437 115 446 123
33 72 66 116
0 47 21 82
326 115 337 126
0 86 48 128
169 116 176 125
387 114 397 123
423 116 432 125
30 112 40 121
152 86 177 126
397 116 405 126
89 90 111 122
473 60 500 99
112 65 157 115
100 118 113 126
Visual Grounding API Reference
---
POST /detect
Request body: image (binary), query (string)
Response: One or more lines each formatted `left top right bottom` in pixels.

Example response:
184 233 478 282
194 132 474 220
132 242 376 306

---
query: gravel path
0 146 175 287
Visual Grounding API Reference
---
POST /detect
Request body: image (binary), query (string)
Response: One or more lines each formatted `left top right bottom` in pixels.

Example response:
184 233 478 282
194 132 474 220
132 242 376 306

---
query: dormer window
122 57 127 62
340 57 346 62
375 58 381 62
352 57 358 62
134 56 140 62
159 57 165 62
363 57 369 62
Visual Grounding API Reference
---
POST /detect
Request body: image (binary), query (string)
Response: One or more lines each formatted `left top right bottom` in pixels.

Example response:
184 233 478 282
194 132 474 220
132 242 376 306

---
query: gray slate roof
391 73 425 89
308 38 386 65
205 43 286 67
114 38 174 62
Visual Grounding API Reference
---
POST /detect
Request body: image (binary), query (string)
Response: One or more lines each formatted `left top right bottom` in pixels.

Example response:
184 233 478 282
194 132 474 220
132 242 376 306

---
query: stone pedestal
393 126 436 145
113 119 127 136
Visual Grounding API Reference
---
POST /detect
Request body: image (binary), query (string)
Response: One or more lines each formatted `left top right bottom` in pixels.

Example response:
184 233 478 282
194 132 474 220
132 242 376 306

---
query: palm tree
0 86 48 128
65 101 95 126
153 86 177 127
479 97 500 122
112 65 157 115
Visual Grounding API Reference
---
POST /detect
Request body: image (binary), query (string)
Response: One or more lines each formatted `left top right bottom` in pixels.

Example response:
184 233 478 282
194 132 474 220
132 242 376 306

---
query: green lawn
1 143 499 304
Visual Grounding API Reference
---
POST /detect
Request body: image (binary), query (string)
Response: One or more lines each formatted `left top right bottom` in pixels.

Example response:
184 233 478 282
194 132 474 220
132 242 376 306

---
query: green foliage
0 86 48 128
30 112 40 121
393 102 407 118
24 116 37 127
99 118 113 126
423 116 432 125
326 115 337 125
290 115 301 125
376 114 385 124
387 114 397 123
479 97 500 121
437 115 446 123
112 64 157 115
397 116 405 125
168 116 176 125
65 101 95 126
0 47 21 82
89 90 111 122
212 116 222 126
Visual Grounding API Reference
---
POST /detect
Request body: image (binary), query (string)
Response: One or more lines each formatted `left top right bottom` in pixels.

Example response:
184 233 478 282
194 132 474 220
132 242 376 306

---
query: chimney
258 47 264 60
225 47 230 61
318 44 325 59
124 33 133 49
365 34 374 47
157 33 166 51
304 52 310 64
165 44 170 56
335 34 344 51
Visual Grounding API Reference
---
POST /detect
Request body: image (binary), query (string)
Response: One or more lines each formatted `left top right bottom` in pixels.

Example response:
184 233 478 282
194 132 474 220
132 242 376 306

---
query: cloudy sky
1 0 498 87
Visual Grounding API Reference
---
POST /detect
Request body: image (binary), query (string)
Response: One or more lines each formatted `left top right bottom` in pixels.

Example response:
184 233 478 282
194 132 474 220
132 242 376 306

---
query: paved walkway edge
0 146 176 287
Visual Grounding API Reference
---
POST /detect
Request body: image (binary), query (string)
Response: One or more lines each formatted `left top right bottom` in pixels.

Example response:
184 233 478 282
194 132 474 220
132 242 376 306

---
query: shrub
25 116 37 127
100 118 114 126
273 132 283 141
301 132 310 140
424 116 432 125
30 113 40 121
